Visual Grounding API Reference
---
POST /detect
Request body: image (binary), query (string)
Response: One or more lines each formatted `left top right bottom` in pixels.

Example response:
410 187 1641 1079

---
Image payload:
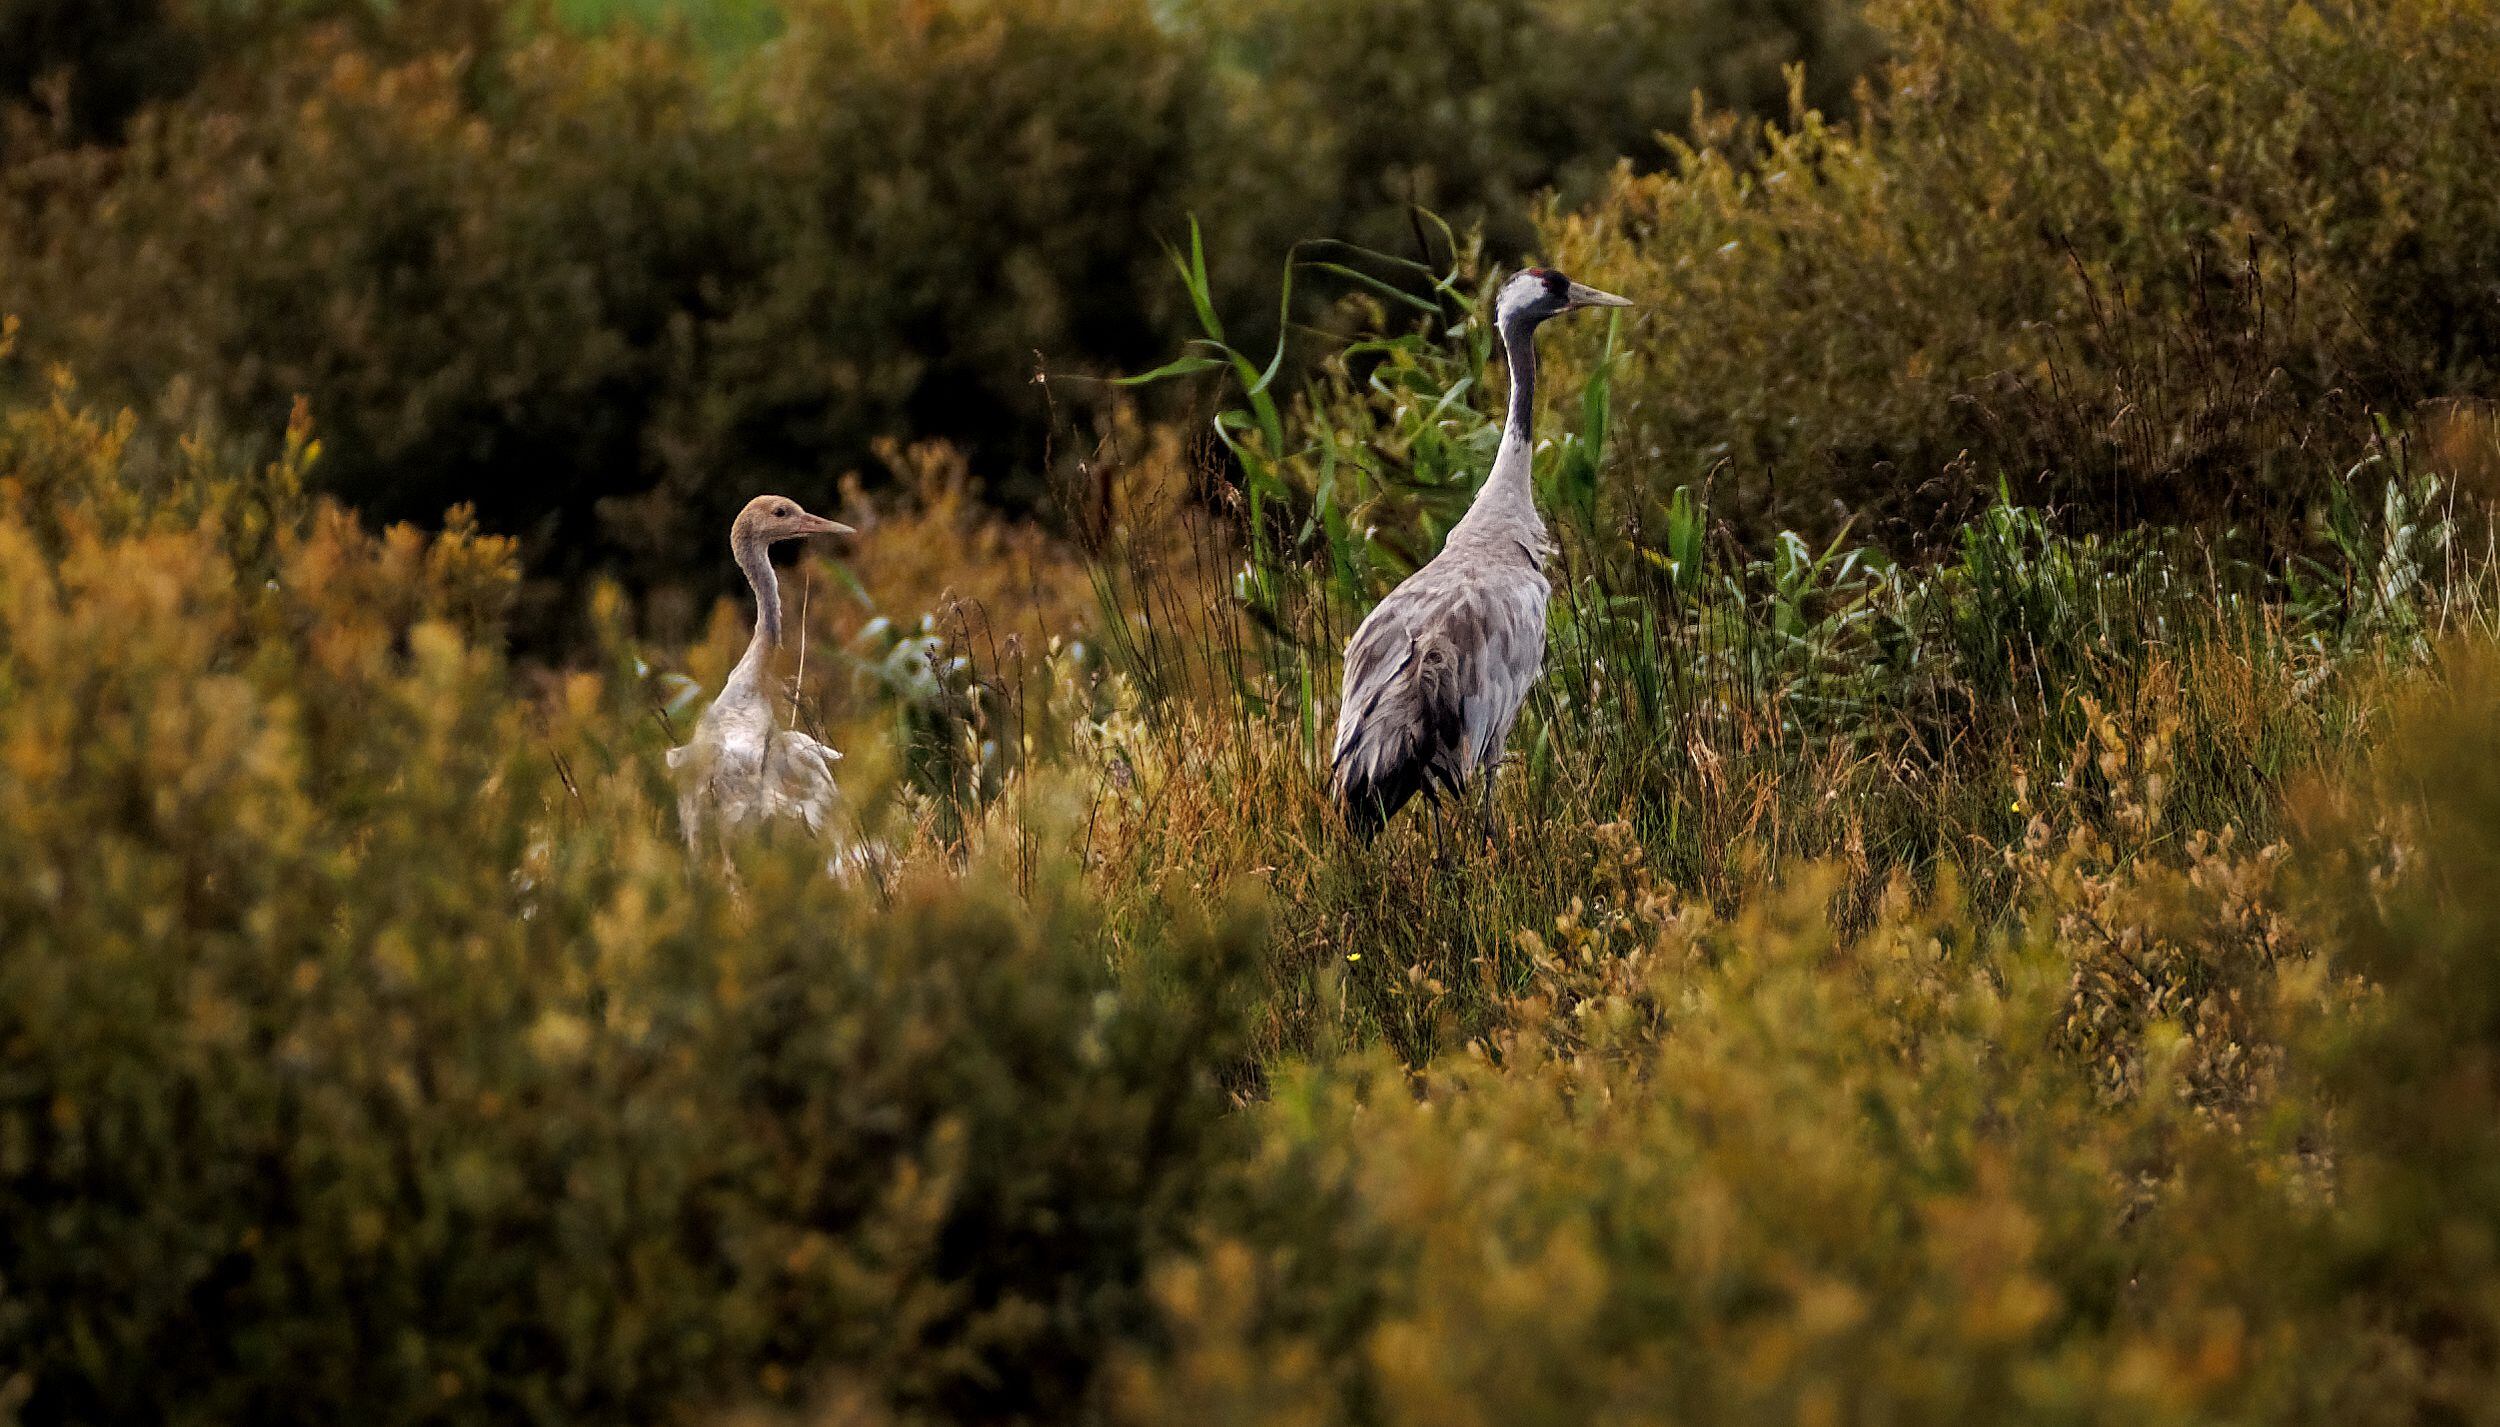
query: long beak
800 514 856 537
1565 281 1634 310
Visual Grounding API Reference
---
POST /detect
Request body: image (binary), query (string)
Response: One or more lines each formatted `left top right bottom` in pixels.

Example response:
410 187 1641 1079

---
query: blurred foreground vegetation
11 0 2500 1422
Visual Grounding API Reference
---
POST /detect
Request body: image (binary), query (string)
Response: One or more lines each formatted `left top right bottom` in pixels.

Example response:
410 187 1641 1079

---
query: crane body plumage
669 495 856 862
1330 267 1630 838
1330 541 1549 837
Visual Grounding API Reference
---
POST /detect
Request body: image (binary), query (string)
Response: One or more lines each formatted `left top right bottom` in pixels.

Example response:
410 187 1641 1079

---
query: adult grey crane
670 494 856 863
1330 266 1631 840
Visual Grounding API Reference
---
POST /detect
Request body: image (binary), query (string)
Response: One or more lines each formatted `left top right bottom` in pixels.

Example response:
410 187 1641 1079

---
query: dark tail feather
1340 790 1388 842
1333 764 1419 842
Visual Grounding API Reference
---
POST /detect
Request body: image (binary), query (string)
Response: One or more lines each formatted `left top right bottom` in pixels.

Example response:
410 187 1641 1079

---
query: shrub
2281 649 2500 1417
0 0 1882 636
0 0 1218 628
1182 0 1873 263
0 0 199 144
0 378 1263 1424
631 0 1214 550
1118 858 2287 1424
1536 0 2500 547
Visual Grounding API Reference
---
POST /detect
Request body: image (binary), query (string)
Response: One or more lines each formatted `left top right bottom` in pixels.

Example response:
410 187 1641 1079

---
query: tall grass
1101 239 2497 1060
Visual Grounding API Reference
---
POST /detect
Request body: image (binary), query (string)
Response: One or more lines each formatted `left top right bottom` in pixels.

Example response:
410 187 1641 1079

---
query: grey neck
1449 311 1544 545
1500 310 1539 441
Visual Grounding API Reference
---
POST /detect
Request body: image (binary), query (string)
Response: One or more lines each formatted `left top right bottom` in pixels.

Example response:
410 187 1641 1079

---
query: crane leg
1477 771 1499 853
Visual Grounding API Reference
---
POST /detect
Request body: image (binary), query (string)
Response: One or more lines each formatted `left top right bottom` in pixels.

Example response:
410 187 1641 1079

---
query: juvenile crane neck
732 528 781 675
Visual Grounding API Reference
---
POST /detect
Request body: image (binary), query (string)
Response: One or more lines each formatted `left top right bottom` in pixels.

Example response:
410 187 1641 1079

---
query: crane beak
799 514 856 537
1565 281 1634 311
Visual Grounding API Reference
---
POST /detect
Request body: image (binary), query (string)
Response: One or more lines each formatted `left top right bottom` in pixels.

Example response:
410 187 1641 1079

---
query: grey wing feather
1330 561 1548 835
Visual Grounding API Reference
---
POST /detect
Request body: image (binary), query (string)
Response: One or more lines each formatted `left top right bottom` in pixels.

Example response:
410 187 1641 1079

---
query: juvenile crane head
1494 266 1633 333
732 494 854 552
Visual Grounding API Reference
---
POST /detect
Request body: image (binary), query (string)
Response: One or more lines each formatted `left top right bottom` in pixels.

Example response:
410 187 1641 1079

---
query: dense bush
0 378 1262 1424
1533 0 2500 547
1125 871 2271 1422
0 0 199 143
0 0 1213 626
0 0 1863 631
0 0 423 146
1183 0 1872 261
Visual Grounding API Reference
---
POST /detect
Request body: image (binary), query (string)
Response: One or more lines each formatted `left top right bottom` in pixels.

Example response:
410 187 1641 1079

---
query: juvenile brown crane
669 494 855 863
1330 266 1631 840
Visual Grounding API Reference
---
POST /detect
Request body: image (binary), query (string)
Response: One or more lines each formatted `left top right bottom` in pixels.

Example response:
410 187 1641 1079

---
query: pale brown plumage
1331 267 1632 839
669 494 856 864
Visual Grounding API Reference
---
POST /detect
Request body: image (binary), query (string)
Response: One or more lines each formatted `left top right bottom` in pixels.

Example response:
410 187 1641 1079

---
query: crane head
1495 266 1633 331
735 494 855 546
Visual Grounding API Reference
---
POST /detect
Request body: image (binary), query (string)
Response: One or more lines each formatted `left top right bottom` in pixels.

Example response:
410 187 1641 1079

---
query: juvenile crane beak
799 514 855 537
1565 281 1634 311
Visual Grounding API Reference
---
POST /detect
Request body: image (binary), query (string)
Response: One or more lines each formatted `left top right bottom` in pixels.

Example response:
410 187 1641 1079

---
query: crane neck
1451 312 1544 545
731 529 781 684
1500 309 1540 444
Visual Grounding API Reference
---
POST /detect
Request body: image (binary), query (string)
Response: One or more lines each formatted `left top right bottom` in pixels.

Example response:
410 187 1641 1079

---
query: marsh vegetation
7 0 2500 1422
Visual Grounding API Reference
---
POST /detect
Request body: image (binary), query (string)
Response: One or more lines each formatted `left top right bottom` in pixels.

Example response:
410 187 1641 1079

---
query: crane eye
774 503 791 517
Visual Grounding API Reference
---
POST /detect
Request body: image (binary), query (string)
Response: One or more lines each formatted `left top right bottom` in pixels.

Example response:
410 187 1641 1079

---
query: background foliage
9 0 2500 1422
0 0 1863 630
1538 0 2500 549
